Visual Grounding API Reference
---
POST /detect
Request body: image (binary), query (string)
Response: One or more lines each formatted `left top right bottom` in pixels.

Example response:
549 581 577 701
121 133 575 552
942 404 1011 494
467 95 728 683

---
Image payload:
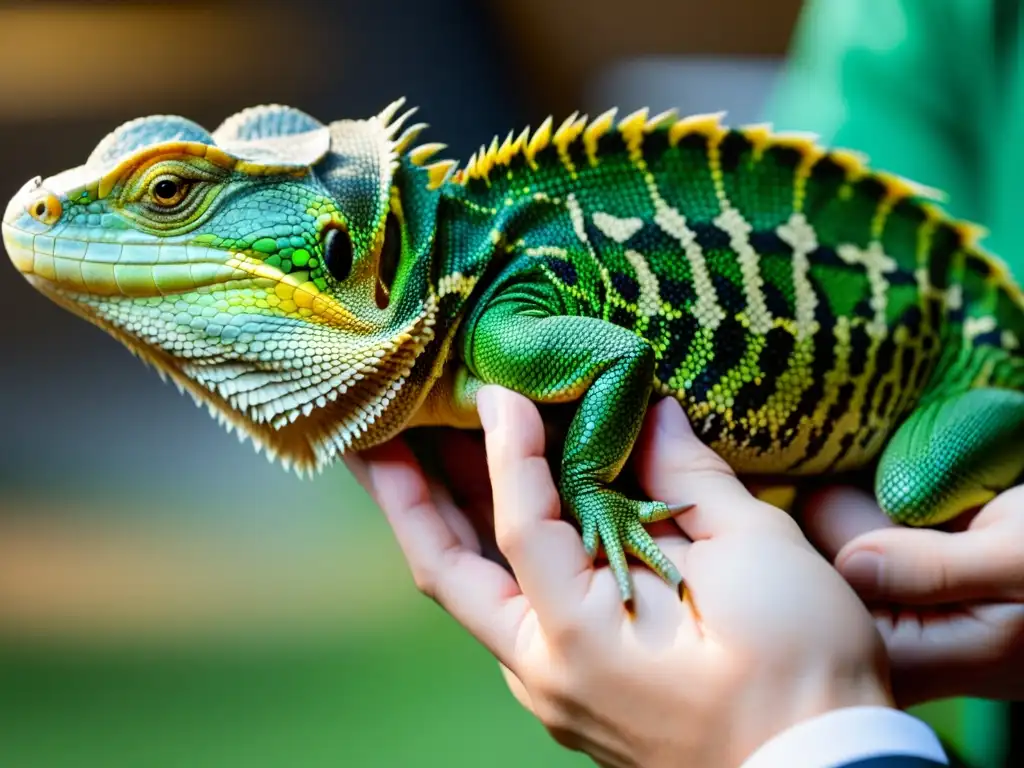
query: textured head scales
3 98 461 475
84 104 331 177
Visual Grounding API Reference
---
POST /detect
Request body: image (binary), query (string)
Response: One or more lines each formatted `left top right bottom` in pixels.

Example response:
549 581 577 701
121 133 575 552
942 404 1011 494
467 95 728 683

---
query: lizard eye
323 227 353 282
375 212 402 309
149 176 189 206
27 193 61 225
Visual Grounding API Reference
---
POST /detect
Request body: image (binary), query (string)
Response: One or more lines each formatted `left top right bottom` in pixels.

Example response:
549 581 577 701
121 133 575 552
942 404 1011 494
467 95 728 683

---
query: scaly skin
6 100 1024 607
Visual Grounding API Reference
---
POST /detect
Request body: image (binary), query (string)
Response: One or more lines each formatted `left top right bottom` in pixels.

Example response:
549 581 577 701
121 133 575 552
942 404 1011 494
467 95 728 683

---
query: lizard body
6 100 1024 605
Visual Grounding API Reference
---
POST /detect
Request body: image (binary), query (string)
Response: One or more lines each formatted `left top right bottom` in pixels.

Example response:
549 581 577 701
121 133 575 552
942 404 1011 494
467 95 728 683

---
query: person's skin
348 386 894 768
799 484 1024 706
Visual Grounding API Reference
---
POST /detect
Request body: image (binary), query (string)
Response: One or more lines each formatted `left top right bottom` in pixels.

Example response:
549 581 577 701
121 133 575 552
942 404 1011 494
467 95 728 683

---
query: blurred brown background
0 2 825 766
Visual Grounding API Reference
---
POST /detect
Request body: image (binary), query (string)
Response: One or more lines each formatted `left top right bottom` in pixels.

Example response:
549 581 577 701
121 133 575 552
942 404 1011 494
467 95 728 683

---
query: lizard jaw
6 221 440 476
21 277 440 474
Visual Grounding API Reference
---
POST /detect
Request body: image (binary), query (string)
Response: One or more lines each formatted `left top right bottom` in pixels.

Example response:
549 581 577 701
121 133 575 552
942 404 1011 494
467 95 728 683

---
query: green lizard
6 99 1024 608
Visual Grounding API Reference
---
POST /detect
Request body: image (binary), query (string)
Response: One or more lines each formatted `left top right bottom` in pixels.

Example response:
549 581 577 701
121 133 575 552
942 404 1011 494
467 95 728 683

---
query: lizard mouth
3 224 372 337
4 213 440 473
2 223 36 276
2 226 262 300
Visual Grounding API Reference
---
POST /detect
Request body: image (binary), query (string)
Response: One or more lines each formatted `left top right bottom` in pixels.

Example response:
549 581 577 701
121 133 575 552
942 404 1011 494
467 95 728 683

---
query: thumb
836 525 1024 604
633 397 805 542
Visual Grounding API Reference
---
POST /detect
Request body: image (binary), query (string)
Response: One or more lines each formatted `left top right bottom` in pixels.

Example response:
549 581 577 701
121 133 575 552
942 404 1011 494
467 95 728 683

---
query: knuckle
543 617 590 651
495 520 529 557
762 507 804 539
411 569 438 602
411 558 450 604
671 444 736 479
521 455 559 493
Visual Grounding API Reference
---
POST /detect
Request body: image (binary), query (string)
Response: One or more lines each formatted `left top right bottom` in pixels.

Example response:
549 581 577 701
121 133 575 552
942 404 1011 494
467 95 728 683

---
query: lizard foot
574 493 691 613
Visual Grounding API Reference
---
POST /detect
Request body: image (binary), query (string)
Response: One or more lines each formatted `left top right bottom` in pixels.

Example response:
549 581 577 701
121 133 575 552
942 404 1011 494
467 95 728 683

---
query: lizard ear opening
375 212 402 309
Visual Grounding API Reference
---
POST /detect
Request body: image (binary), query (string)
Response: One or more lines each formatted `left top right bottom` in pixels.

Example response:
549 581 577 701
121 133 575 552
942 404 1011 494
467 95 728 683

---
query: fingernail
477 386 499 432
656 397 691 438
840 551 884 597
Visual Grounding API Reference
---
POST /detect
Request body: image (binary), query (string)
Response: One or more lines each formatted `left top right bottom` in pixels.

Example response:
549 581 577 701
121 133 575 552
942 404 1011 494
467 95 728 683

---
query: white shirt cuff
741 706 948 768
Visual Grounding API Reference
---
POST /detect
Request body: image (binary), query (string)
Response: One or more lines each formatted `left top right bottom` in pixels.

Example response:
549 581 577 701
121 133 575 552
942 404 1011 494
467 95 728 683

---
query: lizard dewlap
6 99 1024 606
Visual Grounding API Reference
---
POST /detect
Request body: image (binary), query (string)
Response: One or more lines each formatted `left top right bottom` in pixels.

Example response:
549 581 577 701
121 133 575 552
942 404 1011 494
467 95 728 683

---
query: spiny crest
452 106 672 184
449 106 951 209
318 97 457 261
377 97 458 190
445 103 1024 310
450 106 740 185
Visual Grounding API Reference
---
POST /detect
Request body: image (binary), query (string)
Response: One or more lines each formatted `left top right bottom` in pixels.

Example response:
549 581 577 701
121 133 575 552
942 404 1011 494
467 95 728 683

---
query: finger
366 437 526 667
836 521 1024 604
342 452 373 494
425 429 505 562
634 397 805 543
799 485 896 560
874 604 1024 706
426 474 483 551
478 386 594 628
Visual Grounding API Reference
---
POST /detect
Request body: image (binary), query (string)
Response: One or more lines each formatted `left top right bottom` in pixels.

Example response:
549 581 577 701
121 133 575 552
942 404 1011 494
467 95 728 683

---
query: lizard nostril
26 193 61 226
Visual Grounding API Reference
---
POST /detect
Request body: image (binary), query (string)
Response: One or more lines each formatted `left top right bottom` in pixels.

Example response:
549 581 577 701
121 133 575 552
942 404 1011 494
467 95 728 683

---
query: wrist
734 664 894 766
803 664 895 714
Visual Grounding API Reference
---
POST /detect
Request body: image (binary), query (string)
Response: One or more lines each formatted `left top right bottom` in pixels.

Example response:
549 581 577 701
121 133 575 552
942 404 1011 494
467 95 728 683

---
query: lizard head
2 99 460 473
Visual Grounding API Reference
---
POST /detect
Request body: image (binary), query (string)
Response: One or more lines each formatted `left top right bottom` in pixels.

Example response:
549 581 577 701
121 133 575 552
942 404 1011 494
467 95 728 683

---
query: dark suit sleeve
741 707 948 767
840 757 948 767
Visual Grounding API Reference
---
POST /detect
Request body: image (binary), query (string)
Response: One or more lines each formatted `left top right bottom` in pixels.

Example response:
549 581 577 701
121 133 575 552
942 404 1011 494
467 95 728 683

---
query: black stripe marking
734 326 795 414
611 271 640 303
927 223 961 291
657 311 699 384
779 275 834 448
690 315 748 402
692 222 731 251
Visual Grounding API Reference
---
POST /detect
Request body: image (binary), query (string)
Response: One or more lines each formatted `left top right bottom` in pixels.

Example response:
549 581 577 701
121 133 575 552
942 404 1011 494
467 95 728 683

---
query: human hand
800 484 1024 706
355 387 893 768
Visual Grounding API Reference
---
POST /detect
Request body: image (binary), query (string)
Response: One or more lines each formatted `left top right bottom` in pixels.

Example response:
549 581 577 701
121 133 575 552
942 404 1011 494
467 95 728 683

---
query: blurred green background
0 1 1012 765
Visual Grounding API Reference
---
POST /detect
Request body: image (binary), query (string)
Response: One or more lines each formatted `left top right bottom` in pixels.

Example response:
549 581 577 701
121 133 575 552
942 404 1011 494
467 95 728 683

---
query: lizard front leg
461 287 687 608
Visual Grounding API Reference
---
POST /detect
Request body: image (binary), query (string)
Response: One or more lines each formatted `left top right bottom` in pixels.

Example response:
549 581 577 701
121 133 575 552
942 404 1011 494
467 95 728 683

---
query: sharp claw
624 597 636 619
577 495 687 614
680 581 702 623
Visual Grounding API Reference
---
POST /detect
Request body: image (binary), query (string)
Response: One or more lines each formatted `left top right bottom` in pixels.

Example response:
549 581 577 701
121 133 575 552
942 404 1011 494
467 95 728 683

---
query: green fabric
766 1 1021 765
769 0 1023 261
